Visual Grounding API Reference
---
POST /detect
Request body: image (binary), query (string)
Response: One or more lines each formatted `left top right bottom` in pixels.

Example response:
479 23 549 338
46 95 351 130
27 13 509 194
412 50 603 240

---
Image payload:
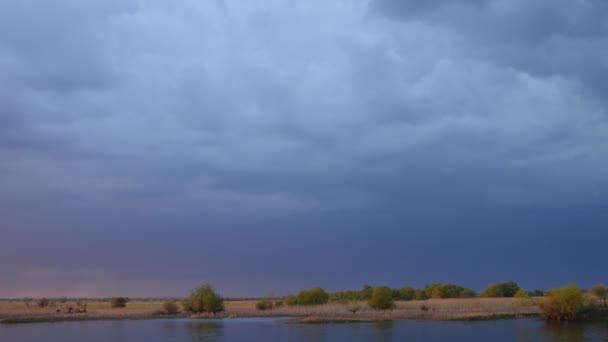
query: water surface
1 318 607 341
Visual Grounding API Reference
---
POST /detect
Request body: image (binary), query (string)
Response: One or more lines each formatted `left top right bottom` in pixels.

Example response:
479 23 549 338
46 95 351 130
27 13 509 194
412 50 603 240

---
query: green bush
481 282 520 298
183 283 224 314
514 289 528 298
361 285 373 300
256 299 273 311
368 286 395 310
529 290 545 297
285 295 298 306
414 289 428 300
297 287 329 306
460 288 476 298
399 287 415 301
423 284 472 299
162 301 179 315
111 297 127 308
274 300 284 308
541 285 584 321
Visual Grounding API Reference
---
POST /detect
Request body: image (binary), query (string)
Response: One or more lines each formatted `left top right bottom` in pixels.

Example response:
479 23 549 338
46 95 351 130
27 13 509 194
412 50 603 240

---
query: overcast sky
1 0 607 298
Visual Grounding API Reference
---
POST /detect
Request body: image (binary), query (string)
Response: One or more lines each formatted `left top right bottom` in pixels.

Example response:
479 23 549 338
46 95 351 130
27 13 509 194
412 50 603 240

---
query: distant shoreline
0 298 541 324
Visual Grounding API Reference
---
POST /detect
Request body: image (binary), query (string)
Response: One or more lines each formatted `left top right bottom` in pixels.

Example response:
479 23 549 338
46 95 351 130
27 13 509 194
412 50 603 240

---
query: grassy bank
0 298 540 324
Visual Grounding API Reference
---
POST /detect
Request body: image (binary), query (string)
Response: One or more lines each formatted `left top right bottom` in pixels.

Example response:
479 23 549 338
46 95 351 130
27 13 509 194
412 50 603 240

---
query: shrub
37 298 50 308
59 297 68 304
162 301 179 315
541 285 584 321
349 305 361 314
362 285 373 300
274 300 284 308
529 290 545 297
111 297 128 308
399 287 415 301
297 287 329 306
423 284 471 299
414 289 428 300
183 283 224 314
514 289 528 298
460 288 476 298
481 282 520 298
590 285 608 307
285 295 298 306
256 299 273 311
368 286 395 310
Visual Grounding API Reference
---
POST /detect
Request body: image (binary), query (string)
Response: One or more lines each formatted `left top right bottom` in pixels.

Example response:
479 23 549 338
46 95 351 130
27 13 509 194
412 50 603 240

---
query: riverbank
0 298 540 324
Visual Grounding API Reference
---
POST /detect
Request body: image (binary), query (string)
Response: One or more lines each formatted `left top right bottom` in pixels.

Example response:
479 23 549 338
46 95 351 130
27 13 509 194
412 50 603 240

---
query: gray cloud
0 0 607 297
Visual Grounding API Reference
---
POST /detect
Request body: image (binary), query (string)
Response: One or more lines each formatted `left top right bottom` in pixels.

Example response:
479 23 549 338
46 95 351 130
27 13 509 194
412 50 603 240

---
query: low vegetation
368 287 395 310
255 299 273 311
296 287 329 306
481 282 520 298
182 283 224 315
111 297 128 308
540 285 584 321
162 301 179 315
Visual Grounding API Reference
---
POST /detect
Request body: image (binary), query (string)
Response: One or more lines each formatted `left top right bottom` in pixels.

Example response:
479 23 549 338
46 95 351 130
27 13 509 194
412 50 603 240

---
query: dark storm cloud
0 0 607 297
372 0 608 100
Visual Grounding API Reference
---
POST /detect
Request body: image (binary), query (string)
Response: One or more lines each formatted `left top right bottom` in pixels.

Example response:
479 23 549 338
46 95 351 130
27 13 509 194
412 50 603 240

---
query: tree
541 285 584 321
460 288 476 298
514 289 528 298
297 287 329 306
361 284 373 300
285 294 298 306
414 289 428 300
368 286 395 310
481 282 520 298
591 285 608 307
111 297 128 308
256 299 273 311
399 287 415 301
183 283 225 315
162 301 179 315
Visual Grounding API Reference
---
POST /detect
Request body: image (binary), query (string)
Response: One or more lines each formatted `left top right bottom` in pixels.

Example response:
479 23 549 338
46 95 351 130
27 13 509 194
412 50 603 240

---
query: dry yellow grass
0 297 541 323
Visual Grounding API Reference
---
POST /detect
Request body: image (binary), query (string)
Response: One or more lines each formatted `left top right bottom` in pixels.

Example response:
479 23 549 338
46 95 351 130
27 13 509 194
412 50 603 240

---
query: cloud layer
1 0 607 297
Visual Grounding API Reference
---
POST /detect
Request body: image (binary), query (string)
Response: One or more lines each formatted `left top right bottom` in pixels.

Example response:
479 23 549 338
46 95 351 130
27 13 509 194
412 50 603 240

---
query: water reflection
2 317 608 341
186 321 224 341
543 322 585 342
373 321 395 342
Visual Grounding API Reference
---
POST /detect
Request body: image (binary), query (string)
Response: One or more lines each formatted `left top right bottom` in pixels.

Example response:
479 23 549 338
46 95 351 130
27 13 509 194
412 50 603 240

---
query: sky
1 0 607 298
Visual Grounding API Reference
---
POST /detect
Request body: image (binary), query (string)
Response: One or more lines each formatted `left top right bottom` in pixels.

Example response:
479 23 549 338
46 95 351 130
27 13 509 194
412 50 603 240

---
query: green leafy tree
183 283 225 315
460 288 475 298
361 285 373 300
514 289 528 298
591 285 608 307
414 289 428 300
256 299 273 311
110 297 127 308
297 287 329 306
285 294 298 306
399 287 415 301
368 286 395 310
162 301 179 315
481 282 520 298
541 285 584 321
